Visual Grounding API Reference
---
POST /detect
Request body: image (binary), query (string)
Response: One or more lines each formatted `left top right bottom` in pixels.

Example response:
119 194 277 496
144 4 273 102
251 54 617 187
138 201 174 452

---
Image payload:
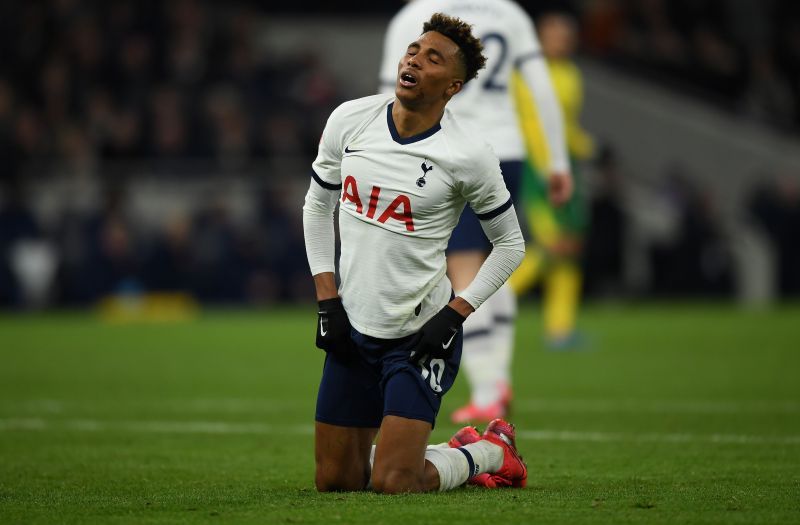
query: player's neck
391 99 444 138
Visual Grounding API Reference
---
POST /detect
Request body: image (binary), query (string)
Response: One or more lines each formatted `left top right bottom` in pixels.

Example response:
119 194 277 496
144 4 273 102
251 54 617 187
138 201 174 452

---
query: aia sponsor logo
341 175 415 231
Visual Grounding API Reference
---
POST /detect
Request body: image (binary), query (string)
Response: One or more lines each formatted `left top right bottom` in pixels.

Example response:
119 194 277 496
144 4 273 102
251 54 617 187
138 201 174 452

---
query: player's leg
365 438 461 480
372 350 499 493
369 333 446 493
370 415 438 493
315 423 378 491
372 419 507 493
372 335 524 492
446 243 489 377
450 286 509 423
509 161 550 296
450 161 525 422
445 207 500 423
544 244 583 348
507 245 546 295
447 250 490 387
369 331 467 492
371 414 509 493
479 161 524 412
372 339 453 493
447 420 528 488
543 164 588 348
487 282 516 403
314 335 384 492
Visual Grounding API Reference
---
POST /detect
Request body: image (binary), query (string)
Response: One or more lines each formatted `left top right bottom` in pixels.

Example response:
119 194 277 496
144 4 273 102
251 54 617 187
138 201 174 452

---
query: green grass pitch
1 303 799 524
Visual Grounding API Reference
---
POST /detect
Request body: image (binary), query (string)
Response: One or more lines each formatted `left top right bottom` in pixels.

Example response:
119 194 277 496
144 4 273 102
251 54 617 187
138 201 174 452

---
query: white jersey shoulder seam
329 94 394 150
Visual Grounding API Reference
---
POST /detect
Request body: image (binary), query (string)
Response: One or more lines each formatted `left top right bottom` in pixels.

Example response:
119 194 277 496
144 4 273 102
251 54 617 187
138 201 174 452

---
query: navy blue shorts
315 327 463 428
447 160 524 253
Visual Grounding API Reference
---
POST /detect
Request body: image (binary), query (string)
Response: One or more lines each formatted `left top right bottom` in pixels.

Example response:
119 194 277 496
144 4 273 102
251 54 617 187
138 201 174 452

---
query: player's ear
445 79 463 98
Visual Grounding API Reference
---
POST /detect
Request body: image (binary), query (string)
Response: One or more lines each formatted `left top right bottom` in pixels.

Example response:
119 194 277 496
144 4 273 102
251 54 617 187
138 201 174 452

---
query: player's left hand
409 305 466 361
548 171 573 207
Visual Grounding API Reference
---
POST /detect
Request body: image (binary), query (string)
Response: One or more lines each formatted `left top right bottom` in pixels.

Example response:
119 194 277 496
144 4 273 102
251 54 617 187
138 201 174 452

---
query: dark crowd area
0 0 335 307
0 178 312 307
577 0 800 131
0 0 340 182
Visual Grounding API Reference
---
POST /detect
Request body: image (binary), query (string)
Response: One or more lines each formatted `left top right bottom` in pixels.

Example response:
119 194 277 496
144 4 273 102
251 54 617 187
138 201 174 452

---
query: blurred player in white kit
380 0 573 423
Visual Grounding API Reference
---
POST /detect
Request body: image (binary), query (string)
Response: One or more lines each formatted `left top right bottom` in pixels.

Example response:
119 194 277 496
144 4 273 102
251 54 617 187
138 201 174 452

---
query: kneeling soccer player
303 13 527 493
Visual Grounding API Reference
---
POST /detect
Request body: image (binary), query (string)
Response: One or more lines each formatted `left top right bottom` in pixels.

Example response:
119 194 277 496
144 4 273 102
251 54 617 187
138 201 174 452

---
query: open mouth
399 71 418 88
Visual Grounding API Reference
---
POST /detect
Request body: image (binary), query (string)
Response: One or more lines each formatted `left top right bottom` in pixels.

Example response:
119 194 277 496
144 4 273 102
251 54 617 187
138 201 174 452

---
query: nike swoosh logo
344 146 363 154
442 330 457 350
319 319 328 337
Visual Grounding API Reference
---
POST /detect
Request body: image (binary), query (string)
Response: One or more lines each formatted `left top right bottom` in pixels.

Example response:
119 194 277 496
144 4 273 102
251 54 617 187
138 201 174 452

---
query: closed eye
427 49 444 65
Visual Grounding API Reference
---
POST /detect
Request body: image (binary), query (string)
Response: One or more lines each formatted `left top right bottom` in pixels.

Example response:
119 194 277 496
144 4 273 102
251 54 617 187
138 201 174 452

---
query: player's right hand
316 297 353 359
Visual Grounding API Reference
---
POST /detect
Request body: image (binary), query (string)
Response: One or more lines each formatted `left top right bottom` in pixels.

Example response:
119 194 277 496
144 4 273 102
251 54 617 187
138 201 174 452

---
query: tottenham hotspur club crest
417 161 433 188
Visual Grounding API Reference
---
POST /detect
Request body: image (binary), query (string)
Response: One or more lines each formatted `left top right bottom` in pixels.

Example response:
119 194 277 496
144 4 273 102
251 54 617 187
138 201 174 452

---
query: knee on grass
371 467 425 494
315 463 369 492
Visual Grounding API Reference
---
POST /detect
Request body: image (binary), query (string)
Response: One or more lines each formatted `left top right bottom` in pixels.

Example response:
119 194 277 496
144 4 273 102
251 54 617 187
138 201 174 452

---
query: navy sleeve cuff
476 198 513 220
311 170 342 191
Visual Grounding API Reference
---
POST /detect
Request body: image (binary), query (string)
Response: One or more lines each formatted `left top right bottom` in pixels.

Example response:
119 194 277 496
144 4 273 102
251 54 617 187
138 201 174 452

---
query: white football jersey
310 94 511 338
379 0 544 161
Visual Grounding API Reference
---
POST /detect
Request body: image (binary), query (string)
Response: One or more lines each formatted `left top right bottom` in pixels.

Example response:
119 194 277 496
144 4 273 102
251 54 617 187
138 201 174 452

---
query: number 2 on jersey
479 33 508 91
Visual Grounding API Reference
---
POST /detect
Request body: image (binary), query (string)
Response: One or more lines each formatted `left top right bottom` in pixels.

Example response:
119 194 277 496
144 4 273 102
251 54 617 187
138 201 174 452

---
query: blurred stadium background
2 0 799 312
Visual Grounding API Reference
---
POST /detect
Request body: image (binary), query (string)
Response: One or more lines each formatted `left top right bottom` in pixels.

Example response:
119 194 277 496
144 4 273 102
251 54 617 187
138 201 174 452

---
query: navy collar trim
386 102 442 145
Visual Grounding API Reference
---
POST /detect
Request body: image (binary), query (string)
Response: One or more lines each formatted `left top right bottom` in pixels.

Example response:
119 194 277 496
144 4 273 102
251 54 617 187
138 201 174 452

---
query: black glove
316 297 353 358
409 305 466 361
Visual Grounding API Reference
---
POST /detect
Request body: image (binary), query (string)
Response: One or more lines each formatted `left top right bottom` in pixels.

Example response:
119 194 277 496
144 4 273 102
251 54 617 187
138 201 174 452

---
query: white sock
461 440 504 474
489 282 517 386
368 442 449 473
425 441 504 491
424 448 469 491
457 290 499 408
366 445 377 489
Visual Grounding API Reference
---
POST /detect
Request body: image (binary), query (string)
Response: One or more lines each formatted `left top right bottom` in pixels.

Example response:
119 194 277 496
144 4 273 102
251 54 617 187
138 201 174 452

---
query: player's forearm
312 272 339 301
460 244 524 310
302 180 338 276
520 58 570 174
459 209 525 310
448 296 476 317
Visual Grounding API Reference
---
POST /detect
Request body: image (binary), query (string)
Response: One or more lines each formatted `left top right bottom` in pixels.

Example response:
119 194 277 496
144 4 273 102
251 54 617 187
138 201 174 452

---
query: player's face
395 31 464 107
540 15 577 59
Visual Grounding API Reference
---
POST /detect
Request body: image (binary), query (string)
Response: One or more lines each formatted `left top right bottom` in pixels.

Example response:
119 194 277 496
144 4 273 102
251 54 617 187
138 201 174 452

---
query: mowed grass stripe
3 417 800 445
3 397 799 414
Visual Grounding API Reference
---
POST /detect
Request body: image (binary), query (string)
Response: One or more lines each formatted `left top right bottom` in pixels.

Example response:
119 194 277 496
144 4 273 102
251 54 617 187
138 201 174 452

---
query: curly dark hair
422 13 487 83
